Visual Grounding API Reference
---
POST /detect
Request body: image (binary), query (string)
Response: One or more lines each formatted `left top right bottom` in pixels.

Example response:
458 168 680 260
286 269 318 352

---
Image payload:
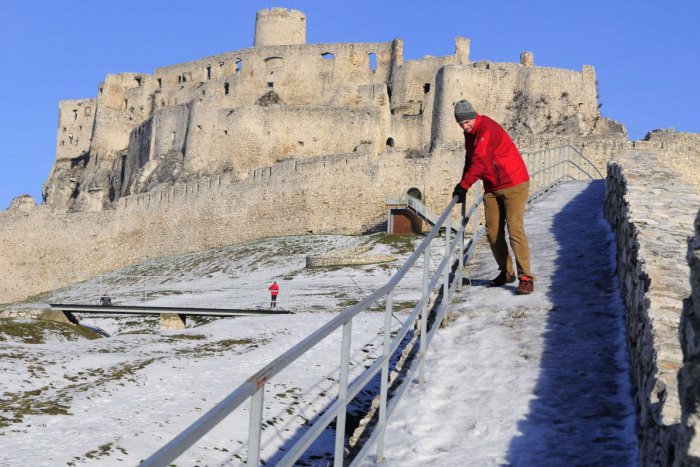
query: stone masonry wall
604 150 700 465
677 210 700 465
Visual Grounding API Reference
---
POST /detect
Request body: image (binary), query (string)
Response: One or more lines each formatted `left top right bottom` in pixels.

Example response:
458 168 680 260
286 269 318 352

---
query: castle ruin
1 7 626 304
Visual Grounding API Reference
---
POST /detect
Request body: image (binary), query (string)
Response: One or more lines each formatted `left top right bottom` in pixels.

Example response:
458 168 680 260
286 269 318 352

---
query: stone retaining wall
604 149 700 465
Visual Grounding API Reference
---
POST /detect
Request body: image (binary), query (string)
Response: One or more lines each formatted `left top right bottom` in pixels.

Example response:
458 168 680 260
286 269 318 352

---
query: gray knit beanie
454 99 477 122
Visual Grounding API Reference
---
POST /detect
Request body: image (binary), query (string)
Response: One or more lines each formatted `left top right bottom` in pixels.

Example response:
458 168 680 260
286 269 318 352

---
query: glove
452 183 467 203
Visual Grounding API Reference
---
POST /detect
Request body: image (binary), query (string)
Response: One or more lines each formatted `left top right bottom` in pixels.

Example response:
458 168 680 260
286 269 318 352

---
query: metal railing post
248 386 264 466
472 184 480 242
376 291 394 462
419 242 431 384
334 319 353 466
443 213 451 313
457 200 466 291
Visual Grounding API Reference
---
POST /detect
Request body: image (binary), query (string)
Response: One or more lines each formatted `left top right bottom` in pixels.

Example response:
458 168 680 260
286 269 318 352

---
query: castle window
99 87 103 95
124 99 128 110
235 59 242 73
73 109 78 120
206 65 211 80
424 83 431 93
135 76 142 87
69 133 74 143
369 53 377 71
386 137 394 148
178 75 182 83
224 82 230 95
321 52 334 60
157 78 162 88
267 82 274 88
171 131 176 143
161 100 165 107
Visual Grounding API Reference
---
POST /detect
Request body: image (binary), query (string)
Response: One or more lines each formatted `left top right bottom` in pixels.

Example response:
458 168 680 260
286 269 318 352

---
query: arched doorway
407 187 422 201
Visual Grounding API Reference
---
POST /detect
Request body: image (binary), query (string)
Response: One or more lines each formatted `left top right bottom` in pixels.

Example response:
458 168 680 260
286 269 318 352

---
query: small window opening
99 87 103 95
178 75 182 83
84 106 91 116
369 53 377 71
224 130 228 135
224 83 230 95
171 131 176 143
60 140 65 146
321 52 335 60
135 76 142 87
386 137 395 148
63 127 66 132
235 59 242 73
157 78 162 88
298 141 304 146
424 83 431 93
161 100 165 107
206 65 211 80
197 125 202 131
124 99 128 110
201 89 206 96
181 73 187 83
267 82 274 88
69 133 74 143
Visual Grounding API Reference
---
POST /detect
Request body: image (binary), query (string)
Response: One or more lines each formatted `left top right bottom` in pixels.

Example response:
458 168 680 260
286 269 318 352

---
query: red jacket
268 283 279 296
459 114 529 193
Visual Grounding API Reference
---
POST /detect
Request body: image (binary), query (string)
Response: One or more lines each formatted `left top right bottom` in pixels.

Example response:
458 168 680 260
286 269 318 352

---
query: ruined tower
254 8 306 46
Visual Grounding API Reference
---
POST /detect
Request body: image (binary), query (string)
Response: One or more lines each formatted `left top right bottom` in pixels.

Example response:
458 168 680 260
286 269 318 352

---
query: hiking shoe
516 275 534 295
490 271 516 287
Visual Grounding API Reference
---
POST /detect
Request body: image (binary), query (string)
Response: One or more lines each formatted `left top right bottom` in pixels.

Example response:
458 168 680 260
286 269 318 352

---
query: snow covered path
373 180 638 466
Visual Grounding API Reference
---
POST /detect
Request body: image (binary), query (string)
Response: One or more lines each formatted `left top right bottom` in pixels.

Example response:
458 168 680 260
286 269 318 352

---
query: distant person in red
268 281 280 307
452 99 534 295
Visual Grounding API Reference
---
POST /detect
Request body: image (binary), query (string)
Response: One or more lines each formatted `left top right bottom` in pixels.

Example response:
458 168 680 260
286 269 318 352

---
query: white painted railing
142 145 601 466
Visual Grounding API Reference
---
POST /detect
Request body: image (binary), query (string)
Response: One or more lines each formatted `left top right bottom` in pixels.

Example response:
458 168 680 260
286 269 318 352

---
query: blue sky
1 0 698 209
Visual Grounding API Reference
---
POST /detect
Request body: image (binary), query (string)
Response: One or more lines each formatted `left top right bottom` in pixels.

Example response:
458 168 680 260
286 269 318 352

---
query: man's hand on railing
452 183 467 204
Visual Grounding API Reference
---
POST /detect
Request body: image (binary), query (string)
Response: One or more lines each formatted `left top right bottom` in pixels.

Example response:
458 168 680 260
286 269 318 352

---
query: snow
0 180 637 466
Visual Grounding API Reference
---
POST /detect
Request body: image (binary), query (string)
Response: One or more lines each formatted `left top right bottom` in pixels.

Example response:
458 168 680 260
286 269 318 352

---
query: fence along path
142 146 603 467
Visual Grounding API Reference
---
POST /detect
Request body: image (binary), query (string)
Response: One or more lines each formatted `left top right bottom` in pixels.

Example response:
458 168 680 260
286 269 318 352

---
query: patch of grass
164 333 207 341
174 338 262 358
0 319 100 344
376 234 421 254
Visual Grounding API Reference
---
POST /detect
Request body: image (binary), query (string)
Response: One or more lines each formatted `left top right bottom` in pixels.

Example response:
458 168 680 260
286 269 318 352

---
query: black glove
452 183 467 203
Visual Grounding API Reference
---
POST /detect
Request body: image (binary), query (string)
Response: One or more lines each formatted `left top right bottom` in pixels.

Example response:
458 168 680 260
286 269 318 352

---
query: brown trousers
483 181 534 279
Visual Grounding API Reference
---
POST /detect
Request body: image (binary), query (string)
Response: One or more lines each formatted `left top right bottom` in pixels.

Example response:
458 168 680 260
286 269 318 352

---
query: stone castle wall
604 150 700 465
632 130 700 193
677 209 700 465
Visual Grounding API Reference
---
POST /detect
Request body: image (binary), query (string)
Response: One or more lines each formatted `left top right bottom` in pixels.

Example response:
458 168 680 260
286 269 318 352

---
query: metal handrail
142 144 600 467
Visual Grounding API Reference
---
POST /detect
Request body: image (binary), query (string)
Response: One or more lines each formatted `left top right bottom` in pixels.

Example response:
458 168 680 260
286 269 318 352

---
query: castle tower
254 8 306 47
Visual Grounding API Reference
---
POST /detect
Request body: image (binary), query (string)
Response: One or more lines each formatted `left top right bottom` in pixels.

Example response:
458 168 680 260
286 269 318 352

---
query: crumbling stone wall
677 210 700 465
632 129 700 193
604 150 700 465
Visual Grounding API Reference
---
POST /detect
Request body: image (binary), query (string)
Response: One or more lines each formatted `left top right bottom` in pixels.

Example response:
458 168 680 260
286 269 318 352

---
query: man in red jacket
268 281 280 307
452 99 534 294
